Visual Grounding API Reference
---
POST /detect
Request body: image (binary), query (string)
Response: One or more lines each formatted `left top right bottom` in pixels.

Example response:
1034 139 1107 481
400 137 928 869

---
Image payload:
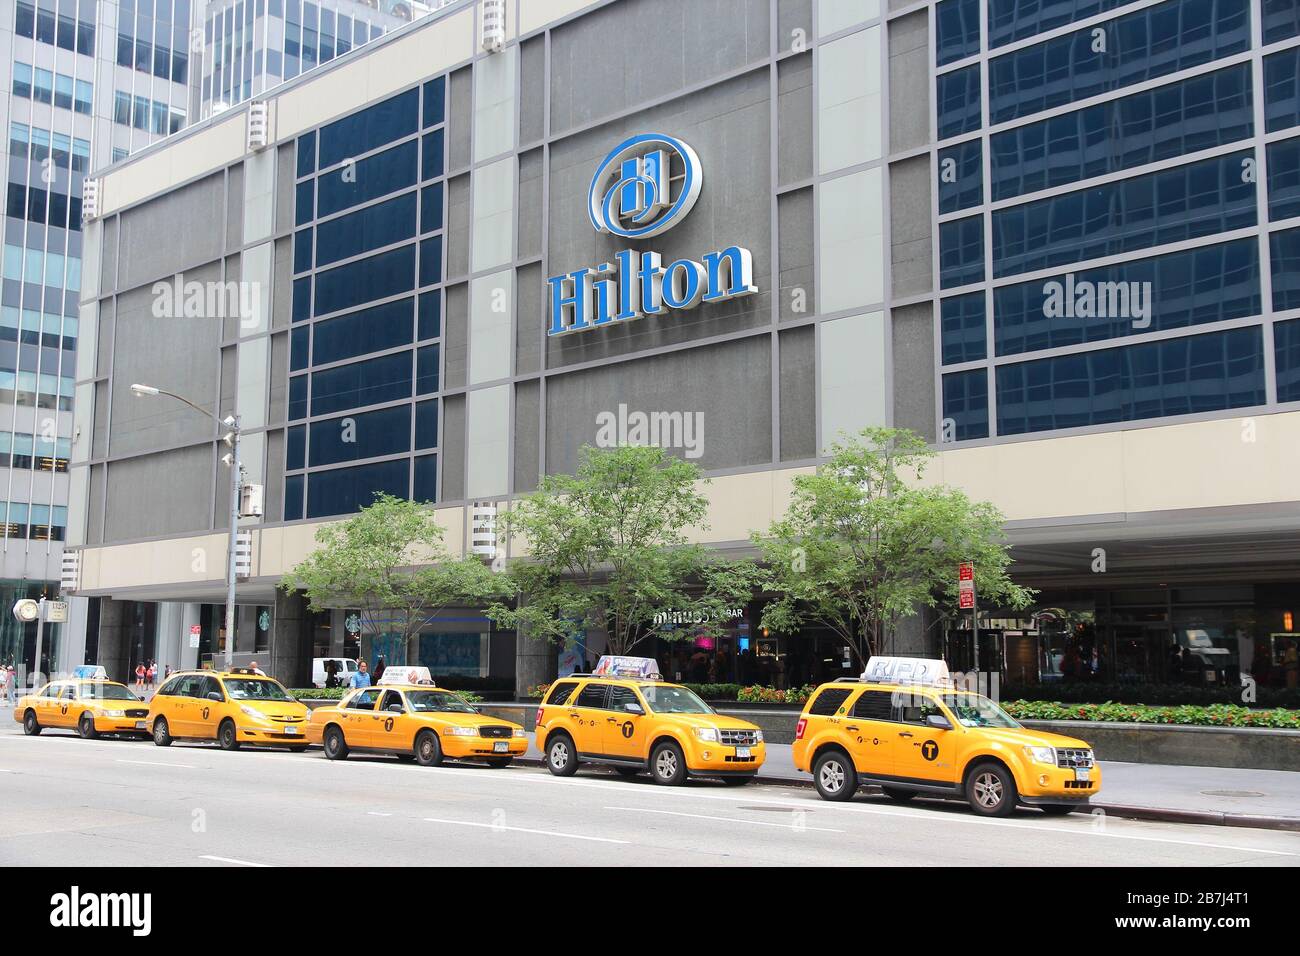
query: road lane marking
605 806 844 833
423 817 628 844
199 855 270 867
367 811 392 817
119 759 195 769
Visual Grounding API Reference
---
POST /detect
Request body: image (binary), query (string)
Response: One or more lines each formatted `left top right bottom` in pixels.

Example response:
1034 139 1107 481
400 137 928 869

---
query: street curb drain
513 756 1300 832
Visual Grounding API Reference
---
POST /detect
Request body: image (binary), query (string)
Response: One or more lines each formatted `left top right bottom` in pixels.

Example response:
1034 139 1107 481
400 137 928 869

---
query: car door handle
899 732 913 738
606 717 618 723
846 725 860 732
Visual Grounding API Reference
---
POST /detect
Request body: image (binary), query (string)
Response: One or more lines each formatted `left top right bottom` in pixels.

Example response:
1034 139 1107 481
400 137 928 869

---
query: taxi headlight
444 726 477 737
694 727 719 742
1024 745 1056 765
240 705 270 720
512 728 526 738
754 730 764 743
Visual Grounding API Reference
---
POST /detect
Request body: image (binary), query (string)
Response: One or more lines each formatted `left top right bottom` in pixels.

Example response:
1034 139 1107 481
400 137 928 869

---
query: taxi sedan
146 669 310 751
15 679 150 739
306 684 528 767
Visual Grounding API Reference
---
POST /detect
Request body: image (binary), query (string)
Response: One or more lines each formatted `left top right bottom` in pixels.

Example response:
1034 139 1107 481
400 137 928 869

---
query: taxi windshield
77 683 136 701
224 679 293 701
640 685 713 715
405 690 477 714
939 693 1020 729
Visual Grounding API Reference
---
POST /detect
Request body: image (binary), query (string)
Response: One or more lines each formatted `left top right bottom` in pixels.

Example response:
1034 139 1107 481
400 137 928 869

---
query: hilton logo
548 133 757 337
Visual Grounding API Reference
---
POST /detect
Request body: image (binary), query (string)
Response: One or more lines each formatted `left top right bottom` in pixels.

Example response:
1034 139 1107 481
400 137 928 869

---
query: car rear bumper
439 736 528 758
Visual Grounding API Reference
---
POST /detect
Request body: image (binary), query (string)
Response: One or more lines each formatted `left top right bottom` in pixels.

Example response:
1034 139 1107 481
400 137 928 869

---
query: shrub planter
1021 720 1300 772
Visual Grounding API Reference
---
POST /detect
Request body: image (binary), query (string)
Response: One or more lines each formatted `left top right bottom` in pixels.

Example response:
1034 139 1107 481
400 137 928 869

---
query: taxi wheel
813 749 857 802
151 717 173 747
22 709 40 736
323 725 349 760
414 730 443 767
217 719 241 751
546 733 578 777
650 741 687 786
967 762 1018 817
882 786 916 802
77 713 98 739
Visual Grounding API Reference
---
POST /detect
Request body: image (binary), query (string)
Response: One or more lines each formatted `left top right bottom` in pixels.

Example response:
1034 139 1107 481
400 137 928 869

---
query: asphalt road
1 724 1297 867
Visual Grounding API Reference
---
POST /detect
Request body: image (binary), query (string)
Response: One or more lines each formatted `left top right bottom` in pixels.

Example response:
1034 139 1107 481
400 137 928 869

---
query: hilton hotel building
59 0 1300 693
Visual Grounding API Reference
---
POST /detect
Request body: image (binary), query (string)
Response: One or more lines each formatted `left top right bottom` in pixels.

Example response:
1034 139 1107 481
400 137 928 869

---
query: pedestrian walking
348 660 371 689
2 665 14 706
147 661 157 688
135 663 146 689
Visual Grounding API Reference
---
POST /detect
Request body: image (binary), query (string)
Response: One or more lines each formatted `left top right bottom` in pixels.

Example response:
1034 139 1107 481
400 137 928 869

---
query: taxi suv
307 682 528 766
794 661 1100 817
16 679 149 739
535 662 766 786
146 669 310 750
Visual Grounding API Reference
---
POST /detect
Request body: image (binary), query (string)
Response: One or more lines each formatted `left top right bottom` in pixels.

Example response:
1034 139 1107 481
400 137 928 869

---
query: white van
312 657 360 688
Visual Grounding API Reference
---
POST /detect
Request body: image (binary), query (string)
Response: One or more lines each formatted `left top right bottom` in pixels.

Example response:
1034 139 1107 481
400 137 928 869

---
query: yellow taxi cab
535 655 766 786
15 672 150 739
306 666 527 766
145 667 310 751
793 657 1100 817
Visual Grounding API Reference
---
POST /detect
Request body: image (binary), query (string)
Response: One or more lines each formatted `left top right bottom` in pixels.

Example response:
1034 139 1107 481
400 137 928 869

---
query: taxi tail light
795 718 807 740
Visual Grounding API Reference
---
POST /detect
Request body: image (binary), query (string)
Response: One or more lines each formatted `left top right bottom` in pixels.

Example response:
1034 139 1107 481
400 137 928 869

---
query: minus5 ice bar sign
547 133 758 337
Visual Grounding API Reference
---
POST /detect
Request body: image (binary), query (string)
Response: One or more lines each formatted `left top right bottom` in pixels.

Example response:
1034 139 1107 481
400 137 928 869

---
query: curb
512 756 1300 832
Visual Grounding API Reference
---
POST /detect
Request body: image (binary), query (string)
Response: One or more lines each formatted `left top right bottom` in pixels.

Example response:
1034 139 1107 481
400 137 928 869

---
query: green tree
488 445 761 658
280 493 511 655
754 427 1034 667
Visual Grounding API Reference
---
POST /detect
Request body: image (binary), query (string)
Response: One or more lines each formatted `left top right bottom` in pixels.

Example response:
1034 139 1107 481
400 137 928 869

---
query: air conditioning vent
246 101 269 151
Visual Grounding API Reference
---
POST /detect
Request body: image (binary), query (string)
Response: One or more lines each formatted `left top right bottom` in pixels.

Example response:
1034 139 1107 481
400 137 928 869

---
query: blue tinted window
940 215 984 289
941 293 987 364
289 374 308 420
989 0 1131 48
942 369 990 440
418 291 442 340
992 151 1256 278
296 130 316 177
309 405 411 467
306 459 410 519
1272 226 1300 311
1265 48 1300 133
422 128 444 181
311 351 412 416
315 192 416 268
316 140 418 218
284 474 304 520
1268 137 1300 220
938 140 983 213
314 245 415 317
294 229 313 274
287 425 306 470
291 325 310 370
420 182 444 233
414 454 437 503
1263 0 1300 42
318 88 419 169
293 277 312 322
313 299 414 365
417 344 440 394
938 65 982 140
994 239 1260 355
989 0 1251 125
996 326 1265 435
990 64 1253 202
419 236 442 287
1274 317 1300 401
936 0 980 65
423 75 445 128
295 179 314 225
416 400 438 449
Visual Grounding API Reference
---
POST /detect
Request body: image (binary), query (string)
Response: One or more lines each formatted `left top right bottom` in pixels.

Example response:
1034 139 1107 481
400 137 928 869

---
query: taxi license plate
736 746 752 759
283 725 298 735
135 720 147 730
493 741 509 753
1075 768 1090 781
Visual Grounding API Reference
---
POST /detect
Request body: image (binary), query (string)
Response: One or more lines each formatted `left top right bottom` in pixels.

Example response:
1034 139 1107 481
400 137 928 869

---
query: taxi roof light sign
592 655 663 680
376 666 436 686
862 656 952 687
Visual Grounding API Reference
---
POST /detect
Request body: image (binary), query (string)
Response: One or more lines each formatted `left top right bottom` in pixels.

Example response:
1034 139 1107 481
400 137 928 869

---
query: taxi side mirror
206 692 223 702
387 703 404 713
624 702 643 715
926 713 952 730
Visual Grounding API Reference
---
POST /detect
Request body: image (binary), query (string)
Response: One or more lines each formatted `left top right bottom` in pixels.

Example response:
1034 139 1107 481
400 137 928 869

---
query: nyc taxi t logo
548 133 757 337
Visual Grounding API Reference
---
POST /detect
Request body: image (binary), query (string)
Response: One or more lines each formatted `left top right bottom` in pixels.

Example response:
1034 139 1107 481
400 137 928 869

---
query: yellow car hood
238 698 309 719
970 726 1092 751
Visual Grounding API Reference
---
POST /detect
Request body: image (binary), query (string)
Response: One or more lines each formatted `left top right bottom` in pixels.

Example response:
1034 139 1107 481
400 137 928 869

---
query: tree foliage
754 427 1034 666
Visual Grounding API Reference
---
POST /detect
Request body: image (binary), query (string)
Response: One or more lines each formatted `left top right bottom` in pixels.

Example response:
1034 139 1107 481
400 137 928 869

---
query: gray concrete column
97 598 130 684
270 590 311 688
513 595 556 697
179 603 202 670
56 596 90 675
329 608 347 655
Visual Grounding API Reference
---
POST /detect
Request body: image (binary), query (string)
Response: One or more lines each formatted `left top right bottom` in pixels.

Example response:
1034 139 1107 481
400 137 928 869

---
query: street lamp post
130 384 241 669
